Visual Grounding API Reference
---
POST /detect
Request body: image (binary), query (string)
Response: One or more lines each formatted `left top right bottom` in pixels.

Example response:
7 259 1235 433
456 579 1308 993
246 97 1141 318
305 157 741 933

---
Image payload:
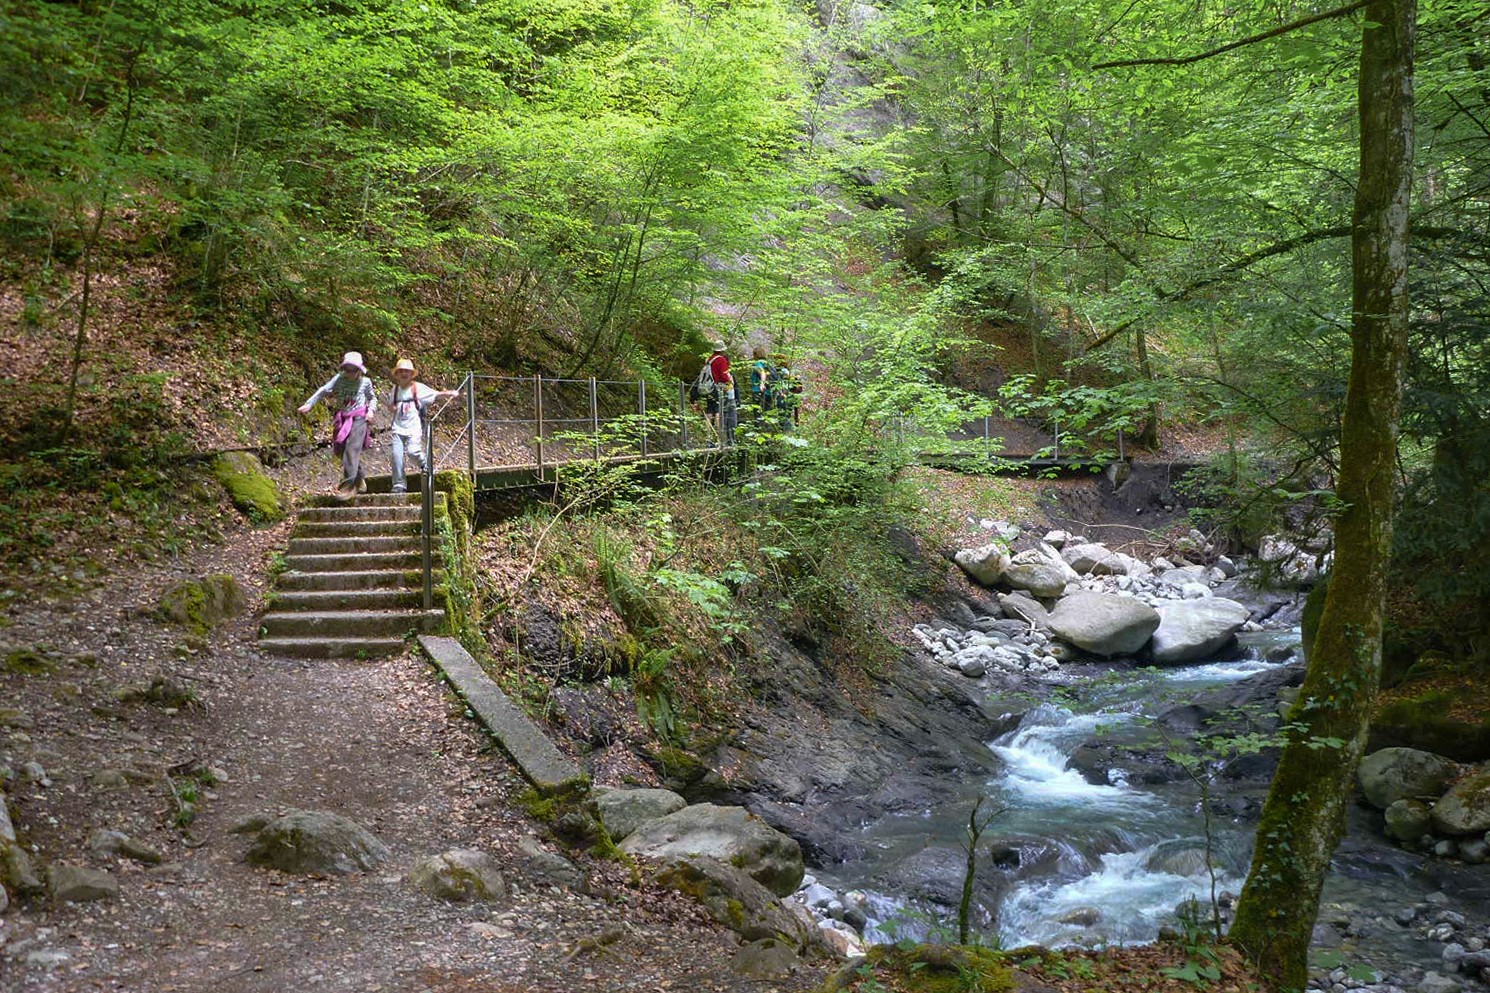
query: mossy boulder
1431 768 1490 836
407 849 507 902
154 574 246 635
212 451 284 523
243 810 389 875
1357 747 1460 809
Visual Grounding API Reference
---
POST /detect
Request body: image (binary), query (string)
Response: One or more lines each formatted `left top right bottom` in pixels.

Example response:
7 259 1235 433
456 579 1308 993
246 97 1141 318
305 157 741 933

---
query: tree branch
1092 0 1368 70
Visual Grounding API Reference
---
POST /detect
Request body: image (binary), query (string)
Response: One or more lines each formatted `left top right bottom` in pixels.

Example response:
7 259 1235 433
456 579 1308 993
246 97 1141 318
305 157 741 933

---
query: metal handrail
417 371 743 608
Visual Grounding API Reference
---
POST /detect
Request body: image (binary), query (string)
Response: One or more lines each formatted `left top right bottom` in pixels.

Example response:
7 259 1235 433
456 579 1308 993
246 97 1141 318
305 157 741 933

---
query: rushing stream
816 630 1321 946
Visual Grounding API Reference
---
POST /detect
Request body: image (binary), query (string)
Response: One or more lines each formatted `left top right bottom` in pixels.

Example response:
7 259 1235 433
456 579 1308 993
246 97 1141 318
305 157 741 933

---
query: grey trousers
389 432 426 492
340 417 368 486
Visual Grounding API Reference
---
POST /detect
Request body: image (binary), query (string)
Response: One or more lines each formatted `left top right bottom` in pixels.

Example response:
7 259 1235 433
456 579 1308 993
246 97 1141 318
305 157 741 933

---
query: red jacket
709 354 731 385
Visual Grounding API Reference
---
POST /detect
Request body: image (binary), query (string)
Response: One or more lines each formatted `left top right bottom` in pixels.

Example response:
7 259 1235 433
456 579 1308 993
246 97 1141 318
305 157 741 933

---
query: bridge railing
418 373 731 607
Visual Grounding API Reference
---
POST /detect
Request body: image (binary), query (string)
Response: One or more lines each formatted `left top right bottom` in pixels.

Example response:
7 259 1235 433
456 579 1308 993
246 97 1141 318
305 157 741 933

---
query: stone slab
419 636 583 793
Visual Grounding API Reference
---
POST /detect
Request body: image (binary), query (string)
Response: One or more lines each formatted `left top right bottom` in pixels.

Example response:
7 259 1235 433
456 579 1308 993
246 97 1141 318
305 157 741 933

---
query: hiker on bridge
298 351 378 500
384 359 462 493
691 341 737 447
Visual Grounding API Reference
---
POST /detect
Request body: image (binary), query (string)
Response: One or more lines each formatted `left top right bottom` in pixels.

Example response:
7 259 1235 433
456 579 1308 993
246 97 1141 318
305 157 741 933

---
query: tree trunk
1227 0 1415 988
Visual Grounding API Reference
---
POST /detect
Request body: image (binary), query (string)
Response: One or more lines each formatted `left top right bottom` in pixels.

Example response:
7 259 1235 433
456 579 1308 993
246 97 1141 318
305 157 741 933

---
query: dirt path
0 516 828 992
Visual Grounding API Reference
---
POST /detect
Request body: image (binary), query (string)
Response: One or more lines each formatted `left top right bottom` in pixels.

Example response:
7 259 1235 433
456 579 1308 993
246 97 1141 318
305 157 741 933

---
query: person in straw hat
382 358 461 493
298 351 378 500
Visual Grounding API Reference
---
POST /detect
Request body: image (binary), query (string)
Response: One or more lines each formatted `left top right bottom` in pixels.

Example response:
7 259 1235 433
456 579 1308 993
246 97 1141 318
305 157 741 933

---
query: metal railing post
679 381 689 451
421 415 435 611
1117 427 1126 461
466 373 477 478
1053 414 1060 460
589 377 600 461
983 415 990 459
534 374 544 473
639 379 648 456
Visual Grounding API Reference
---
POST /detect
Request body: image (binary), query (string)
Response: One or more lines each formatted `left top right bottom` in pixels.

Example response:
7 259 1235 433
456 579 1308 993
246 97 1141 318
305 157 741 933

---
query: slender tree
1227 0 1417 986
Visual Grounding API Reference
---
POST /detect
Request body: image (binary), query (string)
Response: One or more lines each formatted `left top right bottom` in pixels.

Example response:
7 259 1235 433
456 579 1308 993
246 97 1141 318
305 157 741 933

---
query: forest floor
0 470 833 993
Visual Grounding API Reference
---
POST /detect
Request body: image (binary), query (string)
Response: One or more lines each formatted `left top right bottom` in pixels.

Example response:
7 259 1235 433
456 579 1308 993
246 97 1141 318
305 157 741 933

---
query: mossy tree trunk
1228 1 1416 988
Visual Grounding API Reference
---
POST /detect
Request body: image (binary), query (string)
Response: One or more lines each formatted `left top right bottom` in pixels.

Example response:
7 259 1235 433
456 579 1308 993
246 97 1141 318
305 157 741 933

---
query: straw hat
340 351 367 373
393 358 416 374
711 340 727 353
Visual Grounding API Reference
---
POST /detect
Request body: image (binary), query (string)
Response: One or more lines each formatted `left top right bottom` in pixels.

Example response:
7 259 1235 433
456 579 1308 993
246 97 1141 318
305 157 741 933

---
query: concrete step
283 551 437 572
293 520 423 539
298 506 423 524
276 569 434 592
309 492 423 508
259 636 409 659
260 608 447 639
270 588 427 611
287 536 423 556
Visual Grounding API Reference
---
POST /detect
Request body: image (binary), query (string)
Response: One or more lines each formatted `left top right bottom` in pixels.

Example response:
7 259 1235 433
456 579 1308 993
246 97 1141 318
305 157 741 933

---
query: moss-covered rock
212 451 284 523
155 574 247 635
822 944 1014 993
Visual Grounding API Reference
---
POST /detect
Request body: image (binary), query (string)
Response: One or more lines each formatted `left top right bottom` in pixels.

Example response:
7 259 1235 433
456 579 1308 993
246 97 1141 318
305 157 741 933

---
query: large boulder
594 788 687 842
620 803 804 896
407 849 506 902
998 592 1052 633
953 544 1009 586
1061 543 1128 576
212 451 285 523
1048 592 1161 658
1150 598 1251 665
243 810 390 875
1002 544 1078 598
652 856 815 949
1358 748 1461 810
1431 768 1490 836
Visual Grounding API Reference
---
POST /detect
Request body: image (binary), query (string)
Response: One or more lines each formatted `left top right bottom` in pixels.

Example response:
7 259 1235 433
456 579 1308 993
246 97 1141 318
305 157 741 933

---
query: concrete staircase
260 493 447 658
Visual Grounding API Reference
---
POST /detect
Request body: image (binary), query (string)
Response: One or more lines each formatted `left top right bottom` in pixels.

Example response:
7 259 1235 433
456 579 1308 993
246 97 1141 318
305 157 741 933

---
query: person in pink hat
298 351 378 499
382 358 460 493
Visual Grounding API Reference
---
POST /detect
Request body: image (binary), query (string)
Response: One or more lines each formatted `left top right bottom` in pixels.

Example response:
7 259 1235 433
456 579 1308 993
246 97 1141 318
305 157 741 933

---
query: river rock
731 937 801 978
1003 544 1079 598
594 788 687 842
1150 598 1251 665
48 864 118 902
407 848 506 902
622 803 804 896
999 592 1052 633
1388 793 1436 840
1061 542 1128 576
1144 839 1211 877
953 543 1009 586
243 810 390 875
652 856 814 948
1359 748 1461 810
952 646 991 677
1417 972 1462 993
1058 907 1103 927
1432 769 1490 835
1048 592 1161 658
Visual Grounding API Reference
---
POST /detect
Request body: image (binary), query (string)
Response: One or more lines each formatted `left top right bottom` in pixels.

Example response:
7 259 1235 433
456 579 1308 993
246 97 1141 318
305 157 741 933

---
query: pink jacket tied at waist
331 405 370 454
